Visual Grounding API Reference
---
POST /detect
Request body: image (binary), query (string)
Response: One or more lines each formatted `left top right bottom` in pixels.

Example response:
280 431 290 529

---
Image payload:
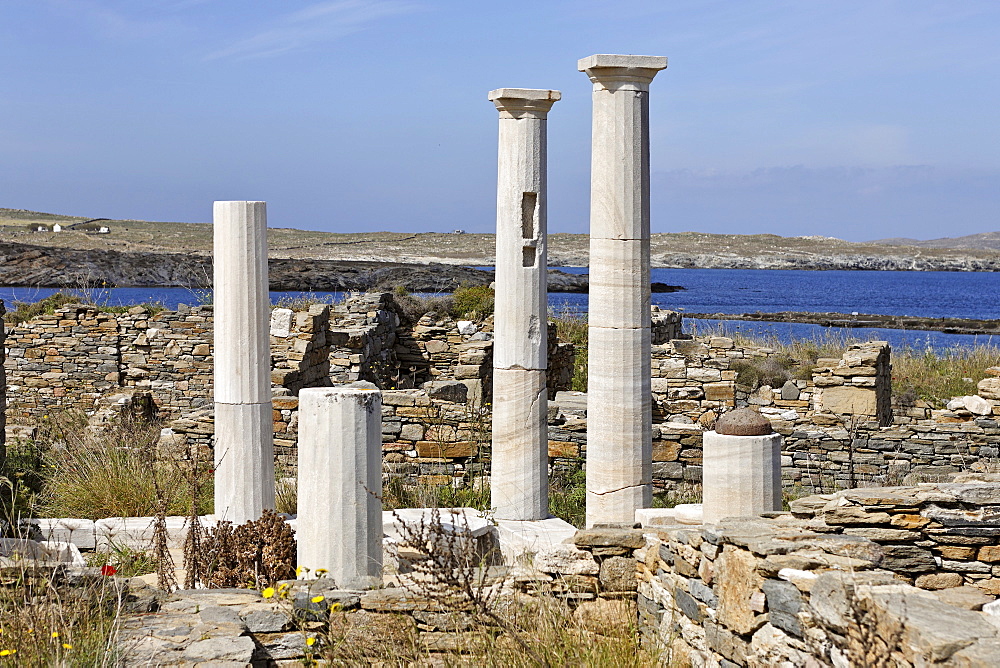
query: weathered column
488 88 560 521
579 54 667 527
702 409 782 524
297 385 383 589
213 201 275 524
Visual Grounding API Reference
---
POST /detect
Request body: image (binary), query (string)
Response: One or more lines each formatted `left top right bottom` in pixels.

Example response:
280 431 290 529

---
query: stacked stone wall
0 301 5 463
618 481 1000 666
5 295 998 493
4 305 123 419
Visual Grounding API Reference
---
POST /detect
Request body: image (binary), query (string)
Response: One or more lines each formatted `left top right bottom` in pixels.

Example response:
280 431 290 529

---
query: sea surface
3 268 999 351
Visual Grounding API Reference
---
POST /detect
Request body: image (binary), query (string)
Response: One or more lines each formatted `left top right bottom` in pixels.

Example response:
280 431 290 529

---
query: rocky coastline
686 310 1000 336
0 240 683 294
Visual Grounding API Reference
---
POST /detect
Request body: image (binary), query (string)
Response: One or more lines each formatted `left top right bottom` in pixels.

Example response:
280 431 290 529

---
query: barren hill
3 208 1000 271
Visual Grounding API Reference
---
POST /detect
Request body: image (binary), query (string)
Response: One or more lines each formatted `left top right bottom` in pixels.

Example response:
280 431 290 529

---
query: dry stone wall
5 294 998 493
582 480 1000 666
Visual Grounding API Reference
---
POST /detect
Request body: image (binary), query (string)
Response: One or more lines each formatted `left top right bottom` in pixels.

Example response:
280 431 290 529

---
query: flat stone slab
495 517 577 563
383 508 495 541
0 538 86 566
95 515 216 551
636 504 703 527
27 518 96 550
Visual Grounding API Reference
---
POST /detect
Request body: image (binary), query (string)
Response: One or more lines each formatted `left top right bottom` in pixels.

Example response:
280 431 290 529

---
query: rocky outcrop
604 251 1000 271
0 241 684 293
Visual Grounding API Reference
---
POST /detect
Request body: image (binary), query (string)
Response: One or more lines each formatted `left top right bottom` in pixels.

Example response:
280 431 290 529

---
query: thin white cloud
203 0 420 62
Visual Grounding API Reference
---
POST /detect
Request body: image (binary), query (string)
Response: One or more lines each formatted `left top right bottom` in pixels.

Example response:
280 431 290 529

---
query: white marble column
297 386 383 589
702 432 782 524
213 201 275 524
579 55 667 527
488 88 560 520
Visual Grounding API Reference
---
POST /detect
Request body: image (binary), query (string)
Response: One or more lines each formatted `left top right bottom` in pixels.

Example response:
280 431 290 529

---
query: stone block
762 578 803 636
415 441 476 458
703 382 734 401
820 385 877 416
29 518 96 550
423 381 468 403
598 556 637 592
533 544 599 575
978 377 1000 400
714 546 763 635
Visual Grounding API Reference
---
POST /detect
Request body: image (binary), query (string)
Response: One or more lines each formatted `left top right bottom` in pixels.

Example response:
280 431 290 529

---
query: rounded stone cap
715 408 773 436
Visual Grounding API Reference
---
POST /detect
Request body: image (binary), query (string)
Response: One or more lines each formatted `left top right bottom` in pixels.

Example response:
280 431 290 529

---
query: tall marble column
578 55 667 527
213 200 275 524
488 88 560 520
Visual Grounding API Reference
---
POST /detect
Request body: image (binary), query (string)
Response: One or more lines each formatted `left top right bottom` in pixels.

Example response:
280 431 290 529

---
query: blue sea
3 268 999 351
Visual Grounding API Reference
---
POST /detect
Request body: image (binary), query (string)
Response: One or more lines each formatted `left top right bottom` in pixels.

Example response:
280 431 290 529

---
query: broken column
213 201 275 524
488 88 560 520
579 54 667 527
297 385 383 589
702 408 782 524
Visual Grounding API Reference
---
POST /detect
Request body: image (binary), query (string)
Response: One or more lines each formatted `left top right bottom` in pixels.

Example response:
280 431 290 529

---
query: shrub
450 284 494 320
731 355 796 390
3 292 81 324
199 509 296 588
550 311 588 392
391 286 454 323
893 345 1000 408
37 411 213 520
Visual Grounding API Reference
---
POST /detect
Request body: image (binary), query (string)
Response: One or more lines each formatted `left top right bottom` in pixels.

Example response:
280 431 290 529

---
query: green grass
550 310 589 392
12 410 213 520
0 566 125 666
687 324 1000 407
893 345 1000 408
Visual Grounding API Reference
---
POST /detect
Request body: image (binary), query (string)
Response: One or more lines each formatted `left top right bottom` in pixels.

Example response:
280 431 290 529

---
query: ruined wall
6 296 998 493
0 301 5 464
564 480 1000 666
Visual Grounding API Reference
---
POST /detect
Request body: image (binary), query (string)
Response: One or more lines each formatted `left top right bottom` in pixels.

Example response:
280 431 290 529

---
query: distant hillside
4 207 1000 271
871 231 1000 251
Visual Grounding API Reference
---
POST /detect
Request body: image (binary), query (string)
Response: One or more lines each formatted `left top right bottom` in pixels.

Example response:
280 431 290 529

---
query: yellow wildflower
277 583 290 592
311 595 324 603
261 587 275 599
306 637 317 647
0 649 15 656
62 644 72 650
296 565 307 577
51 631 59 638
315 568 328 576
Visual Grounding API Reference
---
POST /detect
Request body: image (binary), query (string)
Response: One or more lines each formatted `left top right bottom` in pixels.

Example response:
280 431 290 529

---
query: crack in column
588 482 649 496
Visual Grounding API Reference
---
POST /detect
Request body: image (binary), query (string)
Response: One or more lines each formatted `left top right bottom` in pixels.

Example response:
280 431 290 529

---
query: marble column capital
577 54 667 90
488 88 561 119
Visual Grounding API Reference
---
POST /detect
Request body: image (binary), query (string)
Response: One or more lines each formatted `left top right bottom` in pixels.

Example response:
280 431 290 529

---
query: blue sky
2 1 998 241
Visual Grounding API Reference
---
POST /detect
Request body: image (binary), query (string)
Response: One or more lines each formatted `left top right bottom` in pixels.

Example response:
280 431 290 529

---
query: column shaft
702 432 782 524
213 200 275 524
297 387 383 589
488 88 560 520
579 55 666 527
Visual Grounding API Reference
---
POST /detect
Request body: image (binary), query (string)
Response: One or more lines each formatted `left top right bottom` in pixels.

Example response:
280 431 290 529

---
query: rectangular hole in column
523 246 536 267
521 191 538 267
521 192 537 239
